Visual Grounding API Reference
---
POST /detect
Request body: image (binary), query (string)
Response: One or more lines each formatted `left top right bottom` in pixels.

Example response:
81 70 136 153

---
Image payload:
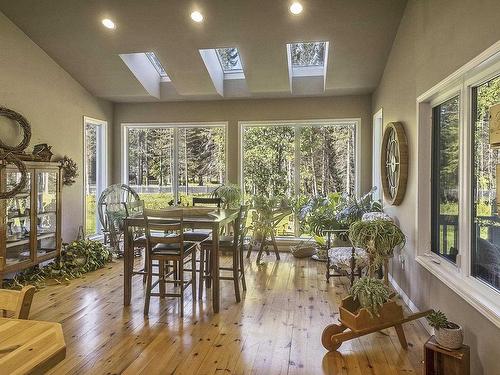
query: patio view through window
124 124 226 208
242 120 357 236
431 96 460 263
472 75 500 290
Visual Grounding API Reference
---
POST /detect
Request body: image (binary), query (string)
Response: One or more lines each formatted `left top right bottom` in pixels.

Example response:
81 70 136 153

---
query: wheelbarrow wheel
321 323 345 351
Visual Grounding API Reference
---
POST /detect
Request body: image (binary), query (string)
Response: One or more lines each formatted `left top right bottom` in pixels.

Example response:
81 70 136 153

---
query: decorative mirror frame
380 122 408 206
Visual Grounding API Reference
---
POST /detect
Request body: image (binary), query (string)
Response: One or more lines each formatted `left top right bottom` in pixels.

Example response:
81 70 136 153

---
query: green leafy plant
212 183 242 208
4 240 111 289
350 276 391 317
426 310 459 330
349 219 405 271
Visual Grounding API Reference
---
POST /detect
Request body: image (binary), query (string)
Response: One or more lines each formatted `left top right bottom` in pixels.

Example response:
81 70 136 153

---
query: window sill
416 255 500 328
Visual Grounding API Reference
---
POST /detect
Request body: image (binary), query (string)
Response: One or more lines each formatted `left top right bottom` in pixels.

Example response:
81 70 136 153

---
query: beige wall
0 12 113 241
113 95 373 192
372 1 500 374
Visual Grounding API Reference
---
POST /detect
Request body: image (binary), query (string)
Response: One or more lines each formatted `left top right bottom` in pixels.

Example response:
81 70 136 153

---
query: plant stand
424 336 470 375
321 296 432 351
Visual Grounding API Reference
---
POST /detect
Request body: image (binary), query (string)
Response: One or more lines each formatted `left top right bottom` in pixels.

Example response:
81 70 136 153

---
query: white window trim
121 121 228 203
372 109 383 201
238 118 361 199
416 41 500 328
83 116 108 236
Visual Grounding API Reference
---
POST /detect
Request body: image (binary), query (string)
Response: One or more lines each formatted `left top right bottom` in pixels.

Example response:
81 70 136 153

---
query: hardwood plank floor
27 252 429 375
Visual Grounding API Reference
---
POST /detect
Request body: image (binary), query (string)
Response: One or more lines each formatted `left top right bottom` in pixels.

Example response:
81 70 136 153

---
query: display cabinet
0 161 62 281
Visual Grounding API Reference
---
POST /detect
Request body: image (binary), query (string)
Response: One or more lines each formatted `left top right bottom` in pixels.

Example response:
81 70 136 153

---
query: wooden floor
28 252 429 375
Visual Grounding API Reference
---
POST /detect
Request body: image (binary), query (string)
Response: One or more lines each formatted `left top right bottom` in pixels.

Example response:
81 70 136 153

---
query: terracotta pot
435 323 463 349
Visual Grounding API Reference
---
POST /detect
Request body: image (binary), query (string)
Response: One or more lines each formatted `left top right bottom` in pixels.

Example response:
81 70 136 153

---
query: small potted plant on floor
426 310 464 349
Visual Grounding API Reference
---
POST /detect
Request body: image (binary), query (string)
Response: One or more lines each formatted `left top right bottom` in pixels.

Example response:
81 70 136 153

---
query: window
431 96 460 263
123 123 226 207
471 75 500 290
215 48 243 73
241 120 359 236
145 52 170 79
417 44 500 325
287 41 329 78
84 117 107 236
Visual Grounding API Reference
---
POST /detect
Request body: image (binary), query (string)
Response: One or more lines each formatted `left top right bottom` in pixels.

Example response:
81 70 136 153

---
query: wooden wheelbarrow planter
322 296 433 351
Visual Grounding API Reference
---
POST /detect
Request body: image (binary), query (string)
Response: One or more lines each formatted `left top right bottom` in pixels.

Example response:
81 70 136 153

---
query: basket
290 245 318 258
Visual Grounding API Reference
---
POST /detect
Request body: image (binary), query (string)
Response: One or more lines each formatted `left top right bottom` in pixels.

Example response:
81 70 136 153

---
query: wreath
0 106 31 199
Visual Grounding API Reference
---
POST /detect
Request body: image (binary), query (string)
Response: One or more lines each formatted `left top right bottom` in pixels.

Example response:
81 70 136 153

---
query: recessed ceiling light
290 2 303 15
190 11 204 23
101 18 116 29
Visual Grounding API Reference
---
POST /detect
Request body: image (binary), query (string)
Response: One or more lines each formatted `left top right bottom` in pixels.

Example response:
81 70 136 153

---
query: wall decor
60 156 78 186
32 143 54 162
0 106 31 199
380 122 408 206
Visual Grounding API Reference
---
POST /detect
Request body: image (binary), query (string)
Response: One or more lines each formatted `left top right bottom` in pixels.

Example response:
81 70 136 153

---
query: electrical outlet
399 254 405 270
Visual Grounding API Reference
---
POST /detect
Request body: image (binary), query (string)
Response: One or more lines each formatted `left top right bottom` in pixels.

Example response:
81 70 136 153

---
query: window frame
238 118 361 205
121 121 228 204
416 41 500 327
83 116 108 237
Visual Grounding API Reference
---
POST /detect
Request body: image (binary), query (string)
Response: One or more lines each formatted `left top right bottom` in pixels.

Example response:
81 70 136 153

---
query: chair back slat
232 206 249 247
0 286 36 319
192 197 222 208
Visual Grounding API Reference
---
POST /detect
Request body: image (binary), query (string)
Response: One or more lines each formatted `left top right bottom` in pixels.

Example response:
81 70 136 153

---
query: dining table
123 208 239 313
0 317 66 374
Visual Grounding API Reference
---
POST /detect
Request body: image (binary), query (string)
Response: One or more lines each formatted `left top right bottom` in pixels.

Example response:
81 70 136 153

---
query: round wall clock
380 122 408 206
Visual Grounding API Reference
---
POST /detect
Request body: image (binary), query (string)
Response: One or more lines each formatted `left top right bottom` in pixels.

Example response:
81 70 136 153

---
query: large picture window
241 120 358 236
123 123 226 208
431 96 460 263
471 75 500 291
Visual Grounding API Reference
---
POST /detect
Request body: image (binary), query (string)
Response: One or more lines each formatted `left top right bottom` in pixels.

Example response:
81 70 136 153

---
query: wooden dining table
0 317 66 374
123 208 239 313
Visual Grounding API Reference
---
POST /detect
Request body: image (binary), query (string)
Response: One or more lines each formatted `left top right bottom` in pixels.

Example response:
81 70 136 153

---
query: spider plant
350 276 391 317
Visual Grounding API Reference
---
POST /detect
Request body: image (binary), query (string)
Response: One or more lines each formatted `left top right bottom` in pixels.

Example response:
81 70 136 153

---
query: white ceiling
0 0 407 103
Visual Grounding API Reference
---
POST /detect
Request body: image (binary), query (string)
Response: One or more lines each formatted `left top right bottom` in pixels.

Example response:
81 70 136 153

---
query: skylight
290 42 326 67
145 52 169 79
215 48 243 73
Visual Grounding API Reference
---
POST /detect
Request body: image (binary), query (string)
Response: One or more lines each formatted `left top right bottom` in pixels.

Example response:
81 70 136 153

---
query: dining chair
143 208 197 317
0 285 36 319
199 205 248 302
183 197 222 242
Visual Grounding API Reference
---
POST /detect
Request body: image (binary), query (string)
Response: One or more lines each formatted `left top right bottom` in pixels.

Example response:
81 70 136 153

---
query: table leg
211 223 220 313
124 222 132 306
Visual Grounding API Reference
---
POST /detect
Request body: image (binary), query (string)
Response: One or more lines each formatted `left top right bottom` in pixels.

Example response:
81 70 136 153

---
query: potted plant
349 219 405 281
426 310 464 349
212 183 242 209
339 276 403 331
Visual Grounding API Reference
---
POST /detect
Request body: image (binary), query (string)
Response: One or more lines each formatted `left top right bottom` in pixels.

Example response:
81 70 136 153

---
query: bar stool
199 205 248 302
143 208 197 317
183 197 222 242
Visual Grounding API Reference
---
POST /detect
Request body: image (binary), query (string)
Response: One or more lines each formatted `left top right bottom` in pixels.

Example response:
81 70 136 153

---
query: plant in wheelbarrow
426 310 463 349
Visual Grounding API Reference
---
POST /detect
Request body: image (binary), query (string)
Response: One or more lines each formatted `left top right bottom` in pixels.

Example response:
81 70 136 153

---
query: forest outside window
471 75 500 291
241 120 358 236
123 123 226 207
431 96 460 264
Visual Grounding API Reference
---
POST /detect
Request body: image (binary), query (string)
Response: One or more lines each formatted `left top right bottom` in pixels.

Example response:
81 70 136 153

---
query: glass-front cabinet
0 161 62 277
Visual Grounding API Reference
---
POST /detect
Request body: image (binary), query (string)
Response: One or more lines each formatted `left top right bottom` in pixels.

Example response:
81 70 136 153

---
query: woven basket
435 325 463 349
290 245 318 258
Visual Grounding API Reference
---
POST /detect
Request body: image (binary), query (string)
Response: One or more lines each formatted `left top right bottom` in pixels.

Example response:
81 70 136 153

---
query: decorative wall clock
380 122 408 206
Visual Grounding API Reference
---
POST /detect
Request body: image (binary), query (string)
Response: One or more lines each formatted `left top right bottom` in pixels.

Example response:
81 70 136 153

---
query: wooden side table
424 336 470 375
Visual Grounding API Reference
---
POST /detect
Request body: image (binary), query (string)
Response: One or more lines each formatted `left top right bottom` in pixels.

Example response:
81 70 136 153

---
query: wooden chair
199 206 248 302
143 208 197 317
183 197 222 243
0 285 36 319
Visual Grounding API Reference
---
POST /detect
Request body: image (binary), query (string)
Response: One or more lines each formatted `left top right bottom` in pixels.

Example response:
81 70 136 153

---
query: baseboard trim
389 273 433 335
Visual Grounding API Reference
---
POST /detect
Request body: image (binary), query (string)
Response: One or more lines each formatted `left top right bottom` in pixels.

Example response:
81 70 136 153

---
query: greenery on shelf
4 240 111 290
349 219 405 271
350 276 391 317
212 183 242 208
426 310 459 330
